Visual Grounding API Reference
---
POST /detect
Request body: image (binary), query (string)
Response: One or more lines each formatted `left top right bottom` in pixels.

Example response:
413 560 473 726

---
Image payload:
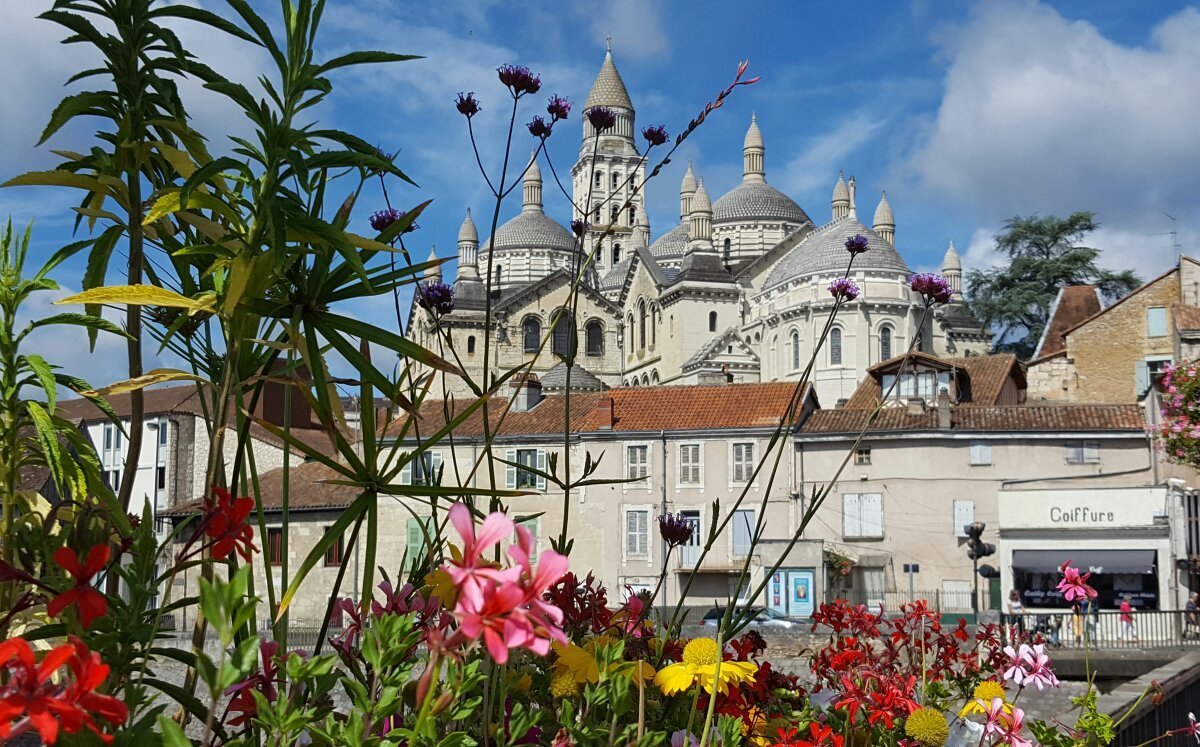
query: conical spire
680 161 697 219
873 191 894 247
943 240 962 292
688 179 713 250
522 150 542 212
847 175 857 220
584 46 634 111
634 208 650 247
457 209 479 281
742 113 765 182
692 179 712 214
458 207 478 243
425 246 441 282
832 170 850 220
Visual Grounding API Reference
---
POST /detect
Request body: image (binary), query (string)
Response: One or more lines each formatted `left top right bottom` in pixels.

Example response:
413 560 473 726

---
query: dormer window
880 369 951 400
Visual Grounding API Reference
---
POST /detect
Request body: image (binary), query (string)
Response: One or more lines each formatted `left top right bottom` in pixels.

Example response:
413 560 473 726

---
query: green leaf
26 313 129 340
316 50 421 75
1 170 108 194
144 678 214 730
156 715 192 747
314 310 460 374
277 491 373 619
23 355 57 411
55 285 216 313
149 4 263 46
83 369 208 396
38 91 112 145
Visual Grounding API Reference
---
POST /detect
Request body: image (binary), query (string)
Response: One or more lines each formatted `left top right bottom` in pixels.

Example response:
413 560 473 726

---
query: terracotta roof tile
801 403 1144 435
388 381 807 439
164 461 358 515
1035 286 1102 359
842 353 1022 409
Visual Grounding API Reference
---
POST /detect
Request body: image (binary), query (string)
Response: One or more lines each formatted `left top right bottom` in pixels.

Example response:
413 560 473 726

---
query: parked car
698 606 797 629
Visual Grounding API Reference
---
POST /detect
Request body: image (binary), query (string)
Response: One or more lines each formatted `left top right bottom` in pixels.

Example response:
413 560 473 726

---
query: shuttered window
732 509 755 556
627 445 649 481
679 443 702 484
842 493 884 539
1065 441 1100 464
731 442 754 483
953 500 975 538
625 509 649 557
969 442 992 466
506 448 547 490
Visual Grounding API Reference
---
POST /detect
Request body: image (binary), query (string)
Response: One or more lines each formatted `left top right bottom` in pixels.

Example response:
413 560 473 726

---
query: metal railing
260 626 343 653
1002 609 1200 650
825 589 983 615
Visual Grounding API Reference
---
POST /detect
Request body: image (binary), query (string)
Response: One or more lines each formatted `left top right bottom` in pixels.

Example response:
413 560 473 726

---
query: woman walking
1004 590 1026 642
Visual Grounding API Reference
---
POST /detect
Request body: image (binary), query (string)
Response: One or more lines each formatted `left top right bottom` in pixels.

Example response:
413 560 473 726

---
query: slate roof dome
763 219 910 289
484 212 575 252
712 181 811 225
541 362 605 392
649 222 690 261
584 49 633 110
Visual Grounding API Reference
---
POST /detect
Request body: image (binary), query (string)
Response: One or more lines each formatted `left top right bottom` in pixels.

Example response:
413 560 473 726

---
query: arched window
552 309 574 357
629 205 637 225
610 204 620 224
467 335 476 354
651 371 660 384
708 311 718 332
522 317 541 353
650 304 658 345
791 331 801 371
593 203 601 222
638 299 647 350
612 243 621 265
830 327 842 365
641 374 649 386
879 325 892 361
769 335 778 380
723 238 731 263
585 320 604 356
494 265 502 287
612 172 620 189
627 313 635 350
594 171 603 188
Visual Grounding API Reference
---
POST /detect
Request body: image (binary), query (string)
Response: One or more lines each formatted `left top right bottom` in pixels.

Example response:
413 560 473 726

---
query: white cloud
779 112 886 195
910 1 1200 277
582 0 669 61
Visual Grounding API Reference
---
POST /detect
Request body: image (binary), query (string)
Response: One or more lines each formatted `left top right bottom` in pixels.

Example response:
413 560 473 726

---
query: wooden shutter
732 509 754 555
536 449 547 490
953 500 975 537
842 494 861 537
406 517 426 562
1135 360 1150 395
505 449 517 489
862 494 884 538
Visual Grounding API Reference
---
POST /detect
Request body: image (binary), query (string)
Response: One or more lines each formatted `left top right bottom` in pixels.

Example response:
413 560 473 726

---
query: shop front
998 487 1179 611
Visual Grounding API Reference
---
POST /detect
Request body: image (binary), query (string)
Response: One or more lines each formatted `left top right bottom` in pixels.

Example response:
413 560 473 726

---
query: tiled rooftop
842 352 1023 409
1035 286 1102 359
801 403 1144 435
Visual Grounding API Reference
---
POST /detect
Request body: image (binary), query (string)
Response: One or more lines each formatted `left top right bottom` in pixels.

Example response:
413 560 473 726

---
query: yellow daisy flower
552 642 600 684
653 638 757 696
959 680 1011 717
905 708 950 746
550 669 581 699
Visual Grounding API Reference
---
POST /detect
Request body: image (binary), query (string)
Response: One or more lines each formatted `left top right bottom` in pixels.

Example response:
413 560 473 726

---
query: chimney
936 390 951 429
905 397 925 417
594 397 614 430
510 373 542 412
256 360 313 428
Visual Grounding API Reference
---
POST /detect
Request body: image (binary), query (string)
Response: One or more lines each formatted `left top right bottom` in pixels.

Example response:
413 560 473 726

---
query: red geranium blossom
206 487 257 561
47 545 109 629
0 636 127 744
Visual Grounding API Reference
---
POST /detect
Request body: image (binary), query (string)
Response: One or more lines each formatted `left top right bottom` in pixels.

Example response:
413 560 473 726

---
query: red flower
0 636 127 744
206 487 257 561
48 546 109 629
794 722 844 747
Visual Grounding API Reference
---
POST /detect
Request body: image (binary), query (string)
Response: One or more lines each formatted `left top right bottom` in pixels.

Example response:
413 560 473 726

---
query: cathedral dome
712 181 811 225
763 218 910 289
483 211 576 253
649 222 689 261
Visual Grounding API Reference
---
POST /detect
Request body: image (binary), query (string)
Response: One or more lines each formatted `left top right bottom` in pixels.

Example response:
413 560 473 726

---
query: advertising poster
788 569 815 617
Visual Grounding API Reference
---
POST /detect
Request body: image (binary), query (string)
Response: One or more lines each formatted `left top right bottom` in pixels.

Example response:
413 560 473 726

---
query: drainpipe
660 429 668 605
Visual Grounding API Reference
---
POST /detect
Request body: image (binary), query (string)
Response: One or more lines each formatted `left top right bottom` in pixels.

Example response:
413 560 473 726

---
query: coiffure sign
999 488 1166 530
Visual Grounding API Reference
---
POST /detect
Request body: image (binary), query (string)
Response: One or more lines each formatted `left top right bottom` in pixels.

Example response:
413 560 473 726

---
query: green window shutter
400 455 412 485
505 449 517 489
1135 360 1150 396
536 449 547 491
519 518 538 561
406 517 426 563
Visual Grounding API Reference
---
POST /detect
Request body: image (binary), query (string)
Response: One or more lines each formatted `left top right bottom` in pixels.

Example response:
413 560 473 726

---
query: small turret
425 246 441 282
832 171 850 221
523 150 542 212
942 240 962 293
688 179 713 249
634 209 650 247
742 113 764 183
457 208 479 281
873 191 894 247
848 175 857 220
680 162 697 220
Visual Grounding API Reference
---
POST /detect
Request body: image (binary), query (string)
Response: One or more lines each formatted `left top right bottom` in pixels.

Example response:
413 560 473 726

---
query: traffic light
964 522 995 561
977 564 1000 579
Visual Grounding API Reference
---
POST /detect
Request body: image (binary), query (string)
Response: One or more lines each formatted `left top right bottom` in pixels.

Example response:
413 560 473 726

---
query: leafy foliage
965 212 1141 358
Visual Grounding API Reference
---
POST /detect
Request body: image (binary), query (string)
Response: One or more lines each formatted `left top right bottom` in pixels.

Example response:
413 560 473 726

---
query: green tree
965 212 1141 358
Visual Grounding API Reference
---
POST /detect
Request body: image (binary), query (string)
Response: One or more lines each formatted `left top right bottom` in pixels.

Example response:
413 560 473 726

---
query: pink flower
443 503 568 664
1056 561 1098 602
1180 712 1200 743
985 699 1033 747
1002 643 1060 690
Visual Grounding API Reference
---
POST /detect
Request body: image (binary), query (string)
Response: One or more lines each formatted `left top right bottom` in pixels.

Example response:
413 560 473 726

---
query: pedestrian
1071 602 1084 646
1087 597 1099 642
1119 597 1138 643
1186 593 1199 639
1004 589 1026 642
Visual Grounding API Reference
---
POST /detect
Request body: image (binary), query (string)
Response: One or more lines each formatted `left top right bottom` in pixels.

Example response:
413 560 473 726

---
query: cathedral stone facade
410 49 991 404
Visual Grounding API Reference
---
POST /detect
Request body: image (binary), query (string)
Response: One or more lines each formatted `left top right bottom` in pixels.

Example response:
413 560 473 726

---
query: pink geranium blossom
443 503 568 664
984 698 1033 747
1056 561 1098 602
1002 643 1060 690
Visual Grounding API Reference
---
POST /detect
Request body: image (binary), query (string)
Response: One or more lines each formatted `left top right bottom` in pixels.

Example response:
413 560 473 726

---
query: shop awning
1011 549 1157 574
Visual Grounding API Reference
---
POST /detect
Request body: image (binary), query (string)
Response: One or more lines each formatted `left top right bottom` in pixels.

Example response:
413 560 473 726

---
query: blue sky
2 0 1199 387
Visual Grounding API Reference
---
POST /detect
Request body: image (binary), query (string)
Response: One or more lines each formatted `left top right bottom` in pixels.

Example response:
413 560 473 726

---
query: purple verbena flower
909 272 955 306
570 219 589 237
828 277 861 302
585 106 617 132
497 64 541 96
641 124 669 147
416 281 455 315
455 92 481 118
527 115 552 139
844 234 870 255
547 94 572 121
658 513 695 548
370 208 418 234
